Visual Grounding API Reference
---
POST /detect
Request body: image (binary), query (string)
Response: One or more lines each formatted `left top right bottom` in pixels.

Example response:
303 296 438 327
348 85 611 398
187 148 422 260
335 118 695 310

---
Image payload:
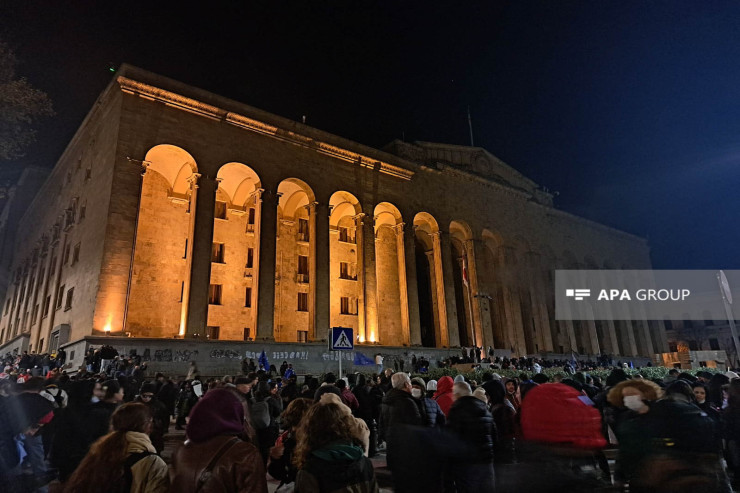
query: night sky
2 1 738 269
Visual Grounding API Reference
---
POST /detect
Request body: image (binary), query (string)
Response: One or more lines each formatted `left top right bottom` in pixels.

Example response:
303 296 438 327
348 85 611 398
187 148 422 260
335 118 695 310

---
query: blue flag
353 351 375 366
258 350 269 371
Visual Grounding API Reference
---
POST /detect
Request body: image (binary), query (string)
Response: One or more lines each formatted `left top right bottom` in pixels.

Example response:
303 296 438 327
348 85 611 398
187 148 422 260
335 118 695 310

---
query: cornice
117 76 414 181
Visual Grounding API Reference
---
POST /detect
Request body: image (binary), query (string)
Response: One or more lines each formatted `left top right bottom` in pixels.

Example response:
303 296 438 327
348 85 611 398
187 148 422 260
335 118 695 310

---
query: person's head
665 380 695 403
102 380 124 403
336 379 347 390
293 398 367 469
607 379 663 412
426 379 437 392
668 369 680 377
234 375 255 395
505 379 517 394
727 379 740 408
324 373 337 385
391 372 411 393
355 374 367 387
280 398 313 430
692 383 708 404
411 378 426 399
111 402 153 434
138 382 156 402
186 388 246 443
473 387 488 404
155 372 165 381
453 381 472 400
695 371 712 383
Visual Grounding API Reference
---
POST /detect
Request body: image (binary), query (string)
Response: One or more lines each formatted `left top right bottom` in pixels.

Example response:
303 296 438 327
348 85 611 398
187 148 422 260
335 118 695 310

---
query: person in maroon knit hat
171 388 267 493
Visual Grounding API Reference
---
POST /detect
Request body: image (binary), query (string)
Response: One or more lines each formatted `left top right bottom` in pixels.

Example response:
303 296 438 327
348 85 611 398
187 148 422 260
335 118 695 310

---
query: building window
85 167 92 181
688 340 699 351
3 298 8 315
215 201 227 219
50 256 57 277
55 285 65 310
179 281 184 302
206 326 220 340
208 284 222 305
243 327 252 341
664 320 673 330
338 226 355 243
63 244 71 265
245 287 252 307
183 239 188 259
212 243 225 263
0 329 4 342
340 296 357 315
71 243 81 265
297 330 308 343
246 208 256 233
297 255 309 283
297 292 308 312
339 262 356 280
64 287 74 311
42 295 51 318
31 304 39 325
710 338 720 350
297 218 309 242
38 338 44 353
79 201 87 220
246 248 254 269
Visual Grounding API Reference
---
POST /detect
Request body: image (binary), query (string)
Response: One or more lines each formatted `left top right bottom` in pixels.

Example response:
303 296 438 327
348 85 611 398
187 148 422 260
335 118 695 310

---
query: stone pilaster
433 231 459 347
358 211 378 342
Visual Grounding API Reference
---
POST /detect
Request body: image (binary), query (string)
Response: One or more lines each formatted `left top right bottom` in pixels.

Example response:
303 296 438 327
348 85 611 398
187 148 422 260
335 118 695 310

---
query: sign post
329 326 354 379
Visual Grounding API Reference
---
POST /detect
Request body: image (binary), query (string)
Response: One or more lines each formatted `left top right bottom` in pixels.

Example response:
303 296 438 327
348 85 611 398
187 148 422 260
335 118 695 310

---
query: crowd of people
1 349 739 492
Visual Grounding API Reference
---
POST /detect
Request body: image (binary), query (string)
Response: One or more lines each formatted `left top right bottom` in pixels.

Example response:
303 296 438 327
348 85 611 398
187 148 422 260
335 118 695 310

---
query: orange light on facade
104 322 112 334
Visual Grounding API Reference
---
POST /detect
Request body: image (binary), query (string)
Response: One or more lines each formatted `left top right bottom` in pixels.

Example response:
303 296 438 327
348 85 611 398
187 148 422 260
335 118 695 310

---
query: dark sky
2 1 739 269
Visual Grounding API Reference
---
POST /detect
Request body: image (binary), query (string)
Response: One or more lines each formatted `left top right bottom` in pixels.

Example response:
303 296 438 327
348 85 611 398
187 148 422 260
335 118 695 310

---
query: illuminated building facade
0 65 669 362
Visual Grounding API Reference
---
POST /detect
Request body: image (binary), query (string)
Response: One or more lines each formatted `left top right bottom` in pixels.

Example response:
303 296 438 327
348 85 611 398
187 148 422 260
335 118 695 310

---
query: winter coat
88 401 119 443
123 431 169 493
340 388 360 411
433 376 454 416
416 396 446 428
380 388 422 470
267 431 298 486
295 442 378 493
171 435 267 493
353 385 375 422
447 396 495 463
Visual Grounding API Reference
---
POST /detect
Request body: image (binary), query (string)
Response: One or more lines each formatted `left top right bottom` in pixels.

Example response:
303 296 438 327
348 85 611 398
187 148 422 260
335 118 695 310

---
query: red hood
434 376 454 397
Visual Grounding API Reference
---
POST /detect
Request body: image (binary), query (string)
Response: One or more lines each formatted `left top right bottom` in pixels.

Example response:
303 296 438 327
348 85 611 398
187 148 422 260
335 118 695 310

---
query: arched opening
329 191 362 339
275 179 316 342
374 202 405 345
128 145 198 338
204 163 261 341
413 213 442 347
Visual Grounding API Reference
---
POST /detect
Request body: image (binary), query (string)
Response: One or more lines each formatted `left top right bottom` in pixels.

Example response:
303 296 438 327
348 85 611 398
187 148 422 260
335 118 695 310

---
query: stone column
178 172 199 337
312 201 330 341
402 224 422 346
249 189 264 336
394 223 417 345
432 231 460 347
185 174 216 338
355 214 367 343
526 254 554 353
499 246 527 355
359 212 378 342
465 239 491 349
255 188 279 341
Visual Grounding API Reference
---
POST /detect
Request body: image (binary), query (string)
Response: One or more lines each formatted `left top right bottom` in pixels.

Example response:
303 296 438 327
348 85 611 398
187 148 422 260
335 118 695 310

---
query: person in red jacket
336 379 359 411
434 376 455 416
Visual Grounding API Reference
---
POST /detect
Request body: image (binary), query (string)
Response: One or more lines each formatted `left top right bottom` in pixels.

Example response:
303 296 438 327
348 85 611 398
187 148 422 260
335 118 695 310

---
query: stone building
0 65 669 367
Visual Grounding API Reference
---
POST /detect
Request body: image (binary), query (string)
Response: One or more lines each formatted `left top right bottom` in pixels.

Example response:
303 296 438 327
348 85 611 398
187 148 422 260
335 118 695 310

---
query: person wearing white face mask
606 379 663 487
410 377 445 428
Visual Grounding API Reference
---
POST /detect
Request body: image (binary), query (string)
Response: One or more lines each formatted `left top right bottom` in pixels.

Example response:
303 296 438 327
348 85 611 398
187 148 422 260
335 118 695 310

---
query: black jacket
381 388 422 435
447 396 496 463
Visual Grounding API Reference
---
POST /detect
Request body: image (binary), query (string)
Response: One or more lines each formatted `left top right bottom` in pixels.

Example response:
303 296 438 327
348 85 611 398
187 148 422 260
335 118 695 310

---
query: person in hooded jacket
267 398 313 489
446 381 495 492
433 376 455 416
171 388 267 493
411 377 445 428
380 373 422 492
483 379 516 464
134 382 169 453
293 394 376 493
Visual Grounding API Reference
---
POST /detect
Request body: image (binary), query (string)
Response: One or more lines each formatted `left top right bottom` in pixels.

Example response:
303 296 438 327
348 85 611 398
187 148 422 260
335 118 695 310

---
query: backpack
251 400 270 430
117 451 152 493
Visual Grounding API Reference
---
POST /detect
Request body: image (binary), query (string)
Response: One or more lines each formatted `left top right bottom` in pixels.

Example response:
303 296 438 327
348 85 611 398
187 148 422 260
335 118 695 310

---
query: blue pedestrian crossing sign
330 327 354 351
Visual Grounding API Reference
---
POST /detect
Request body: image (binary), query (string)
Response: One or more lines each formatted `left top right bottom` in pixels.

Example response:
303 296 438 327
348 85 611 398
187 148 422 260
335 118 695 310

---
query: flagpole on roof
467 106 475 147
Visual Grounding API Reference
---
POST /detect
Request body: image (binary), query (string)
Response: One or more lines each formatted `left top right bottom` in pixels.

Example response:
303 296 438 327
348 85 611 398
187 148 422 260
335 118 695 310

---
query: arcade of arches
123 144 664 357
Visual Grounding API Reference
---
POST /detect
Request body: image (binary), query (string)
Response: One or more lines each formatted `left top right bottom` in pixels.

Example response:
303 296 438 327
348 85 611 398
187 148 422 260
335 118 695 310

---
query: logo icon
566 289 591 301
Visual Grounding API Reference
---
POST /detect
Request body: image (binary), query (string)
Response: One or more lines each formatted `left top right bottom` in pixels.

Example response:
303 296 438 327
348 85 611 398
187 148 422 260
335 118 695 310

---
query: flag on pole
462 256 469 287
353 352 375 366
258 350 269 371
